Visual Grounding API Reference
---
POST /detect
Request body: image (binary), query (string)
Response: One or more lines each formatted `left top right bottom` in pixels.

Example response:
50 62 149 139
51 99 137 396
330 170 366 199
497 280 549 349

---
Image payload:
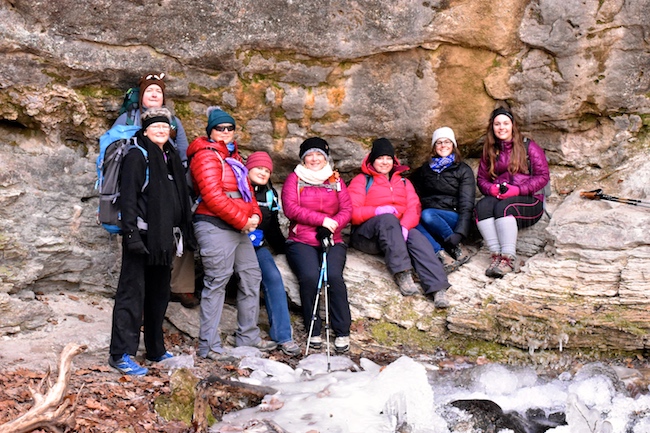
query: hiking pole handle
580 189 603 200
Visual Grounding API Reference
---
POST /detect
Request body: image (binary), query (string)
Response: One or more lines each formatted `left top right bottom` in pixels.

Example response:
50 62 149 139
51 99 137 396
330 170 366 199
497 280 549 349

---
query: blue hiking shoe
109 354 148 376
146 351 174 363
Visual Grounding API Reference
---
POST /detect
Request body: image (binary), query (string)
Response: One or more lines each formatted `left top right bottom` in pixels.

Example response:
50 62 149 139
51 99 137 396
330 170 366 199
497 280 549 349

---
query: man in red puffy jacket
188 107 276 359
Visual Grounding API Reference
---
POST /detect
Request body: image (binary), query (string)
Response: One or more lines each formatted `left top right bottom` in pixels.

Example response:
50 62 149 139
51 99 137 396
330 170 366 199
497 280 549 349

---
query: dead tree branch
0 342 87 433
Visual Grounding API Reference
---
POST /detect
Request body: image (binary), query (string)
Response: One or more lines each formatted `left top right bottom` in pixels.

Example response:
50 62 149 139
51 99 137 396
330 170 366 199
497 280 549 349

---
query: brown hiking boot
394 270 420 296
485 253 502 277
437 250 459 273
170 292 200 308
492 254 518 278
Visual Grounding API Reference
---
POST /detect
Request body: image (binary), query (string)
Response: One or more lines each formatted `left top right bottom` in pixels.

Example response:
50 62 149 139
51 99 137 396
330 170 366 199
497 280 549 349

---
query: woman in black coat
108 107 193 376
410 127 475 272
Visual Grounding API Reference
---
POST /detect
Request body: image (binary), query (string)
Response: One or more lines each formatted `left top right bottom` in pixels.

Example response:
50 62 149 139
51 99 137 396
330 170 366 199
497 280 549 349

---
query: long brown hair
482 110 528 179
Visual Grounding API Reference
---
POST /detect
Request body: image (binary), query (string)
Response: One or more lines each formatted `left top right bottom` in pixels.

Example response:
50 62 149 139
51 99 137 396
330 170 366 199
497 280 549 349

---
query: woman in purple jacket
476 107 550 278
281 137 353 353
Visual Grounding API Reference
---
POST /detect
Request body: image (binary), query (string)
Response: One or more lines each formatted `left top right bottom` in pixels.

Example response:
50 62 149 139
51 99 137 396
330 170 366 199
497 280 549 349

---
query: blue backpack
96 124 148 234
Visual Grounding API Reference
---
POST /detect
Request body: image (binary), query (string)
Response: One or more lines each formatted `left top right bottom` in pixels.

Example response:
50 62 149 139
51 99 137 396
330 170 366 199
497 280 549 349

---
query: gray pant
351 214 450 294
194 220 262 357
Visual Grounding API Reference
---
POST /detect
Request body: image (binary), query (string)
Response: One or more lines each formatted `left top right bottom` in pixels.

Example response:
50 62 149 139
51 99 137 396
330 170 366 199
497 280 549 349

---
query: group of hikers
106 72 550 376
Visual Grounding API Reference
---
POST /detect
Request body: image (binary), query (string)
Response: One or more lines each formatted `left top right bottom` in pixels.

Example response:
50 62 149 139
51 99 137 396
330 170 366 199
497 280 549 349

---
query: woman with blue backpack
112 72 190 167
112 72 198 309
108 107 193 376
245 151 301 356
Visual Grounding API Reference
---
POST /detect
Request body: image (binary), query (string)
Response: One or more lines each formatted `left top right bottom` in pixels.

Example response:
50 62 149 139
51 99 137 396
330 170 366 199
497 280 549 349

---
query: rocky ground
0 292 407 432
1 292 649 432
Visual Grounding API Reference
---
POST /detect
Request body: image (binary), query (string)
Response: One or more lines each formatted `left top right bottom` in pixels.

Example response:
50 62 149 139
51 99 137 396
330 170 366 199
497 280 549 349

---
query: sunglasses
145 73 165 80
214 125 235 132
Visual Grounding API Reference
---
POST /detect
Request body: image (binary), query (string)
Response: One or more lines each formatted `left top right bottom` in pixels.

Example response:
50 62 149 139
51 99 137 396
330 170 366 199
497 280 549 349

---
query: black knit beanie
490 107 514 123
368 138 395 164
299 137 330 160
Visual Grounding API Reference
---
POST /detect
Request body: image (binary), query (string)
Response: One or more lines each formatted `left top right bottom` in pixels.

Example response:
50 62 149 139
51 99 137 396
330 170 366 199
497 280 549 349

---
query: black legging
285 241 351 338
475 195 544 228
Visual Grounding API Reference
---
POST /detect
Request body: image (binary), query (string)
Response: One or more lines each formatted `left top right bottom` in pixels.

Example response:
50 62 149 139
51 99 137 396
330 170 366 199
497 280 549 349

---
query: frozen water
568 375 616 408
238 357 298 383
297 352 360 375
156 353 194 371
208 356 650 433
213 355 447 433
470 364 538 395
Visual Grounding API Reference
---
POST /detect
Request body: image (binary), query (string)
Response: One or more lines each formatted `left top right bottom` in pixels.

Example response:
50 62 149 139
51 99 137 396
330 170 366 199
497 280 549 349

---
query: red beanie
245 151 273 173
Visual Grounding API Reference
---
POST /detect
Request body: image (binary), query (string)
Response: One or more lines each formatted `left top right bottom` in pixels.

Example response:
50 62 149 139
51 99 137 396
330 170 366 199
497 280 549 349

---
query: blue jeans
256 247 293 344
417 208 459 252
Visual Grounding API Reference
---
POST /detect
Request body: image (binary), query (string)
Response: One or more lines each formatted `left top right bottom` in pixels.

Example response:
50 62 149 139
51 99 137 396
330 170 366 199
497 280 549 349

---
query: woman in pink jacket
282 137 353 353
348 138 450 308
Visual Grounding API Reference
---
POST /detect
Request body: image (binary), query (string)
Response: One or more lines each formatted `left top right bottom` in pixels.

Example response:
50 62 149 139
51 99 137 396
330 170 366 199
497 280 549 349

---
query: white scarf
294 163 334 185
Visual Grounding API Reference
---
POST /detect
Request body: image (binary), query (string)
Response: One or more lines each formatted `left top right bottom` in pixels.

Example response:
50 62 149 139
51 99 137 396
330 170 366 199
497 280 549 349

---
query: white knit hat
431 127 457 148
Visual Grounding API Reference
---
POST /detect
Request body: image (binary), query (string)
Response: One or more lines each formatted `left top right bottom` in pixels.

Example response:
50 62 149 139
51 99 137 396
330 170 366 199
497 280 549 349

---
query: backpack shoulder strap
364 174 373 194
129 137 149 192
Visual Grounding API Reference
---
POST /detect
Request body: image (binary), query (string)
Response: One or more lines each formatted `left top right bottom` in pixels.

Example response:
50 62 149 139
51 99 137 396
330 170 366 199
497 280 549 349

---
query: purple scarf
225 157 252 202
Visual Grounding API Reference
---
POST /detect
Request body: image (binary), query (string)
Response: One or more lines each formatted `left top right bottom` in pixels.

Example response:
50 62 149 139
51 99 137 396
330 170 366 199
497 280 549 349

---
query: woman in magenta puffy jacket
476 107 550 278
281 137 352 353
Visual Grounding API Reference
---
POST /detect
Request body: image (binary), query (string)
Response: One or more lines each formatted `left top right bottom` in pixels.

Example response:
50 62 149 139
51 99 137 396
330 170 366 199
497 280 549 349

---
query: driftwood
0 343 87 433
193 375 278 433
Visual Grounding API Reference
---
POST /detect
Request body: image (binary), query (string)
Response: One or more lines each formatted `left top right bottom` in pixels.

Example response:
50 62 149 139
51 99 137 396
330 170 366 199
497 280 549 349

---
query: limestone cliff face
0 0 648 352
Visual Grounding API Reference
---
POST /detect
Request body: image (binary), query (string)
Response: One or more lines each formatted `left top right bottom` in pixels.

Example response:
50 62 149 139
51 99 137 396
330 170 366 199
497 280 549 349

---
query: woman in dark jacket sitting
410 127 476 273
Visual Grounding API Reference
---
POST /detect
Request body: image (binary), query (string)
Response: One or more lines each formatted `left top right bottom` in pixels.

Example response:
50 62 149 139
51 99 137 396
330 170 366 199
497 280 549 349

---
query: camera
499 182 509 194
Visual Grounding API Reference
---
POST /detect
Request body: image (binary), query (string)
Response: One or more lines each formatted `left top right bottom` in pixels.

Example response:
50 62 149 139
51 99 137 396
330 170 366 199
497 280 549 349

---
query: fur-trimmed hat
206 106 236 136
141 107 172 130
299 137 330 160
245 151 273 173
138 72 166 109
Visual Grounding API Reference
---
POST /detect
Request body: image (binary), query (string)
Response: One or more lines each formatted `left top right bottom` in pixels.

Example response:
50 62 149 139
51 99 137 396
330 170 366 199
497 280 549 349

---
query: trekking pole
580 189 650 208
305 261 324 357
304 235 333 372
321 236 332 373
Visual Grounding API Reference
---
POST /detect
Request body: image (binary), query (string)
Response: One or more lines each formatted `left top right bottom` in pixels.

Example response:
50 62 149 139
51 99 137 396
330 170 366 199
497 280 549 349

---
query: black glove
446 233 463 247
125 230 150 255
315 226 333 248
127 240 150 255
316 226 333 241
